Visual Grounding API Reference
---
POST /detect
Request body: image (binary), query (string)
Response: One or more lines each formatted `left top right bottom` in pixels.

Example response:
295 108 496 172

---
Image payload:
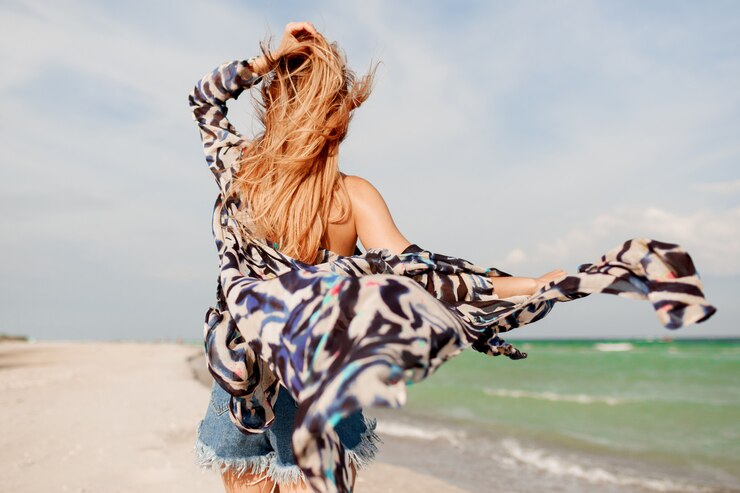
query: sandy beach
0 341 467 493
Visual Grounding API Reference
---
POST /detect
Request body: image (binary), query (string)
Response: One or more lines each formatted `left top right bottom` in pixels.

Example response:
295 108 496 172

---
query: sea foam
500 439 711 492
594 342 635 352
483 388 626 406
374 420 466 448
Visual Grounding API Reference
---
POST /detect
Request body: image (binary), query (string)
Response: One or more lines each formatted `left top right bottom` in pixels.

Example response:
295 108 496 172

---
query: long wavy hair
228 31 376 264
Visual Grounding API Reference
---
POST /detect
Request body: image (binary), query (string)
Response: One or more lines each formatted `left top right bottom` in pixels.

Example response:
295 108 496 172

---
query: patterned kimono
188 59 717 493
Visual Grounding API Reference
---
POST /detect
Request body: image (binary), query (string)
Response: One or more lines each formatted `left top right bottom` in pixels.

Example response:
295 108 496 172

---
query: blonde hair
229 32 375 264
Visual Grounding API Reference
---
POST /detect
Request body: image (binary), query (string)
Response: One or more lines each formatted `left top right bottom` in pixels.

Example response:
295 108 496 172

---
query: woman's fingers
551 271 567 281
303 22 317 35
274 22 318 59
538 269 568 283
285 21 317 37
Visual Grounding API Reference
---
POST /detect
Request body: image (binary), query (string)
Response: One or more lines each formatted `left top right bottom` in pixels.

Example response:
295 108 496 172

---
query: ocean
370 339 740 492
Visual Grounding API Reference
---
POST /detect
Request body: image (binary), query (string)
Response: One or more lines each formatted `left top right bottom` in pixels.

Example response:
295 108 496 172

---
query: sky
1 0 738 341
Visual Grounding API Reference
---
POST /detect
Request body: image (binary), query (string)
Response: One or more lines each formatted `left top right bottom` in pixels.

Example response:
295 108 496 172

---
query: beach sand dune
0 341 466 493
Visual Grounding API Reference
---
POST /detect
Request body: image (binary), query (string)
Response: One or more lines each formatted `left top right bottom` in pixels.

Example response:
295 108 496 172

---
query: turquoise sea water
392 339 740 491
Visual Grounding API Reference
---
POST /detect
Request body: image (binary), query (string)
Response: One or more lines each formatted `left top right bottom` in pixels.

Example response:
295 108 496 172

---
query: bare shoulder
342 174 381 201
340 173 411 254
341 173 392 220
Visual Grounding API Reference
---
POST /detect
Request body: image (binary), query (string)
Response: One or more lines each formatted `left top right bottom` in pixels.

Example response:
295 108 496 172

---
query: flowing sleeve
315 243 536 357
190 61 281 434
320 243 511 303
188 59 262 194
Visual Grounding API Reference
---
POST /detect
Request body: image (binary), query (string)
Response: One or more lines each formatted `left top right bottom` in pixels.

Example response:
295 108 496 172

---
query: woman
189 21 568 492
189 22 714 493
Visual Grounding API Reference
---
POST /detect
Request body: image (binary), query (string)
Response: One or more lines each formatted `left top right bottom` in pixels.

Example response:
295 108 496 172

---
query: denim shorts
194 379 381 485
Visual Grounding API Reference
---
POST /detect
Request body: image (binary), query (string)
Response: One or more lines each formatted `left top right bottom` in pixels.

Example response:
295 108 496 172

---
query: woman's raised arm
188 22 317 193
188 59 263 193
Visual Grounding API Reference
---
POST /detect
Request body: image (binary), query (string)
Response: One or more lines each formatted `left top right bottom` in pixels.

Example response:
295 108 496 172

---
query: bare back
322 174 411 257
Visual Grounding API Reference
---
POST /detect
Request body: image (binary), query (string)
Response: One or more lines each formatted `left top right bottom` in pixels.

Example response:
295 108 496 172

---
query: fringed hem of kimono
189 59 716 493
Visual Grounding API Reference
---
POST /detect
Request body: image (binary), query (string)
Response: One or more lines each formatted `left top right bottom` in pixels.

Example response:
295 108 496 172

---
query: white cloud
530 206 740 277
503 248 528 266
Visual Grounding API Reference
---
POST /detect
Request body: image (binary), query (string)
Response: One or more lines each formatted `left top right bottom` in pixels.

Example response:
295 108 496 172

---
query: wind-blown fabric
189 59 717 493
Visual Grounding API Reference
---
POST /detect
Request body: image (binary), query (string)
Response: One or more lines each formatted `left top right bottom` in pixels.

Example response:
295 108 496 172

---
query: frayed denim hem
346 416 383 471
194 437 275 478
194 416 382 485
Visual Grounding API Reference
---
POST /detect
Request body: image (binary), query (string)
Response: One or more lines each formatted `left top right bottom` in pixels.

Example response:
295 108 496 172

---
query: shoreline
2 339 734 493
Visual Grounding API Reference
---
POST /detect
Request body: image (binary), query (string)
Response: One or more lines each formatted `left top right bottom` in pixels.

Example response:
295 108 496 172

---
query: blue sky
1 0 738 340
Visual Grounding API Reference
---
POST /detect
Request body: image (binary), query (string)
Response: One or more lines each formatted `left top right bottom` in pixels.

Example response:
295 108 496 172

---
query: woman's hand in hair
276 21 318 56
251 22 318 75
